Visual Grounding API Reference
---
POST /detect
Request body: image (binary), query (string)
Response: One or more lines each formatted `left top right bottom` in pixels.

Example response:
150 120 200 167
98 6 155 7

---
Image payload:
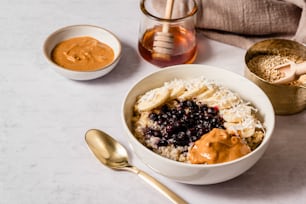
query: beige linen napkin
195 0 306 49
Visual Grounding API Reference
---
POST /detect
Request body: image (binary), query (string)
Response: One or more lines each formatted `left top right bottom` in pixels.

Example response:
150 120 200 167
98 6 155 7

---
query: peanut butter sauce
51 36 114 71
189 128 251 164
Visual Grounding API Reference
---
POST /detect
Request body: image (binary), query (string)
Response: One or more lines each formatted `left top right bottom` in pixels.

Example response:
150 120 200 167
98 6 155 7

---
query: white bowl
122 64 275 185
43 25 121 80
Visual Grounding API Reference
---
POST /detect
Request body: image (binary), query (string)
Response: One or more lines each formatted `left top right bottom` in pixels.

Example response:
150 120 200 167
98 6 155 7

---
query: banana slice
178 79 207 100
164 79 186 99
217 89 241 109
224 120 256 138
199 87 241 109
136 87 170 112
218 98 240 110
196 86 217 101
221 104 252 123
241 126 255 138
194 86 218 107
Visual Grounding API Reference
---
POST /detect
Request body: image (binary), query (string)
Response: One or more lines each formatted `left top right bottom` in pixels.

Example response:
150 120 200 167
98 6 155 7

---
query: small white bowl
122 64 275 185
43 25 121 80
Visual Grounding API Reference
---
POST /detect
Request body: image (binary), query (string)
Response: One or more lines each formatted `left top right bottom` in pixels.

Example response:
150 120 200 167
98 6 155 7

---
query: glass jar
138 0 198 67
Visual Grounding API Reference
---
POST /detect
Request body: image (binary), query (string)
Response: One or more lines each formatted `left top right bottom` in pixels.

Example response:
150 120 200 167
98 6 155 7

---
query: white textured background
0 0 305 203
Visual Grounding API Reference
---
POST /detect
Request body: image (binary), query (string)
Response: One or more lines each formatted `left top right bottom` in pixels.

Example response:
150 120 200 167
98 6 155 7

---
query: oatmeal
132 77 265 164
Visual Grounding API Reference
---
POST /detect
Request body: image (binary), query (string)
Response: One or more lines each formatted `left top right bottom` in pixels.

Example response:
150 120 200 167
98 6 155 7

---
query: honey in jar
138 25 197 67
139 0 198 67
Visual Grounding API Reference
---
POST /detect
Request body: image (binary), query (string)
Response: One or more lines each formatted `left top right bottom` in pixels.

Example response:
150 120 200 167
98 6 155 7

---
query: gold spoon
85 129 187 204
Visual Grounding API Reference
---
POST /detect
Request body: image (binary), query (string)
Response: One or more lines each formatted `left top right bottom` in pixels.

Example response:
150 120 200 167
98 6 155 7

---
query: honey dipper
152 0 175 60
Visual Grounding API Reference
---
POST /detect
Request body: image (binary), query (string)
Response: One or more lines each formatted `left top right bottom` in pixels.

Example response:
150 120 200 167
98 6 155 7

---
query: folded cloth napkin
195 0 306 49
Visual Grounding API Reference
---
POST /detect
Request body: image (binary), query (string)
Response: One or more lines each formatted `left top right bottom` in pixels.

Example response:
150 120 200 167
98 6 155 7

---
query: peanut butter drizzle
51 36 114 71
189 128 251 164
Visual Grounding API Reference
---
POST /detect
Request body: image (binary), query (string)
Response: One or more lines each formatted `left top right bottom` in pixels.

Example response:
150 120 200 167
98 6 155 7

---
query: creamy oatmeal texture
132 77 265 164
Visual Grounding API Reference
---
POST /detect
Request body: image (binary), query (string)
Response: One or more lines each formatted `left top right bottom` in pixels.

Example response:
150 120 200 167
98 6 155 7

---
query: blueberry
161 105 169 113
166 125 174 134
161 114 168 119
149 113 158 121
153 130 162 138
207 107 215 114
177 131 186 140
190 136 198 142
186 100 193 107
144 99 225 148
157 139 168 146
186 129 192 136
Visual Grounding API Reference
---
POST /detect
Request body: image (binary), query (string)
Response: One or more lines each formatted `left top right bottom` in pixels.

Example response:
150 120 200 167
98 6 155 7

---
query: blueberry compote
144 100 225 147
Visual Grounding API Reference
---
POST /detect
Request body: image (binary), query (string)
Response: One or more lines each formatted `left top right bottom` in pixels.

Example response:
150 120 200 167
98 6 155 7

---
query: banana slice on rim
136 87 170 112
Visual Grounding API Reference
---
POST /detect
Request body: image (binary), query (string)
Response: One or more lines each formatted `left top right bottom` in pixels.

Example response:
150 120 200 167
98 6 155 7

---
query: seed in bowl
132 77 265 164
51 36 114 71
247 54 306 86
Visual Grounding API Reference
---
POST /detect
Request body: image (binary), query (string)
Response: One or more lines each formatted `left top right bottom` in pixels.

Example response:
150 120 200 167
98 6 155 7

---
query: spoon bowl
85 129 187 204
85 129 129 169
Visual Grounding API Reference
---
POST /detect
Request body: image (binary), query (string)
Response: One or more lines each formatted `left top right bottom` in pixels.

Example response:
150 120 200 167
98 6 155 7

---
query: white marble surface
1 0 306 203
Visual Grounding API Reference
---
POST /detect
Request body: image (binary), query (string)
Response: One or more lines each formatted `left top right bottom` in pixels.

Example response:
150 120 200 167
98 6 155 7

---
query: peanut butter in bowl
43 25 121 80
51 36 114 71
189 128 251 164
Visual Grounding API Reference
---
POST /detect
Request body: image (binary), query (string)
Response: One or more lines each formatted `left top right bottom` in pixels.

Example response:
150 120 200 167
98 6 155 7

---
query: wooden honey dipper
152 0 175 60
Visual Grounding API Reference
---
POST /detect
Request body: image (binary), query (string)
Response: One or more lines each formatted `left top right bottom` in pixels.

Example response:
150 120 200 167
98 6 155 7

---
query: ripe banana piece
164 79 186 99
136 87 170 112
224 119 256 138
178 79 207 100
195 86 217 101
221 104 252 123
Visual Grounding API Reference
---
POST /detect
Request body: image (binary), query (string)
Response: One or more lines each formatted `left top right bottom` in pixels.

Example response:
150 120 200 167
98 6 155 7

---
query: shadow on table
81 41 141 85
182 113 306 199
80 34 213 86
194 34 213 64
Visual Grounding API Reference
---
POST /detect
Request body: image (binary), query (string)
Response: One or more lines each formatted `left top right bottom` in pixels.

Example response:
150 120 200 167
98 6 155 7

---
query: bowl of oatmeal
122 64 275 184
245 39 306 115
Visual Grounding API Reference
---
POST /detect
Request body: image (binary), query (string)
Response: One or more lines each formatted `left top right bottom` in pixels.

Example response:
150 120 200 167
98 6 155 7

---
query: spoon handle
128 166 187 204
295 61 306 76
